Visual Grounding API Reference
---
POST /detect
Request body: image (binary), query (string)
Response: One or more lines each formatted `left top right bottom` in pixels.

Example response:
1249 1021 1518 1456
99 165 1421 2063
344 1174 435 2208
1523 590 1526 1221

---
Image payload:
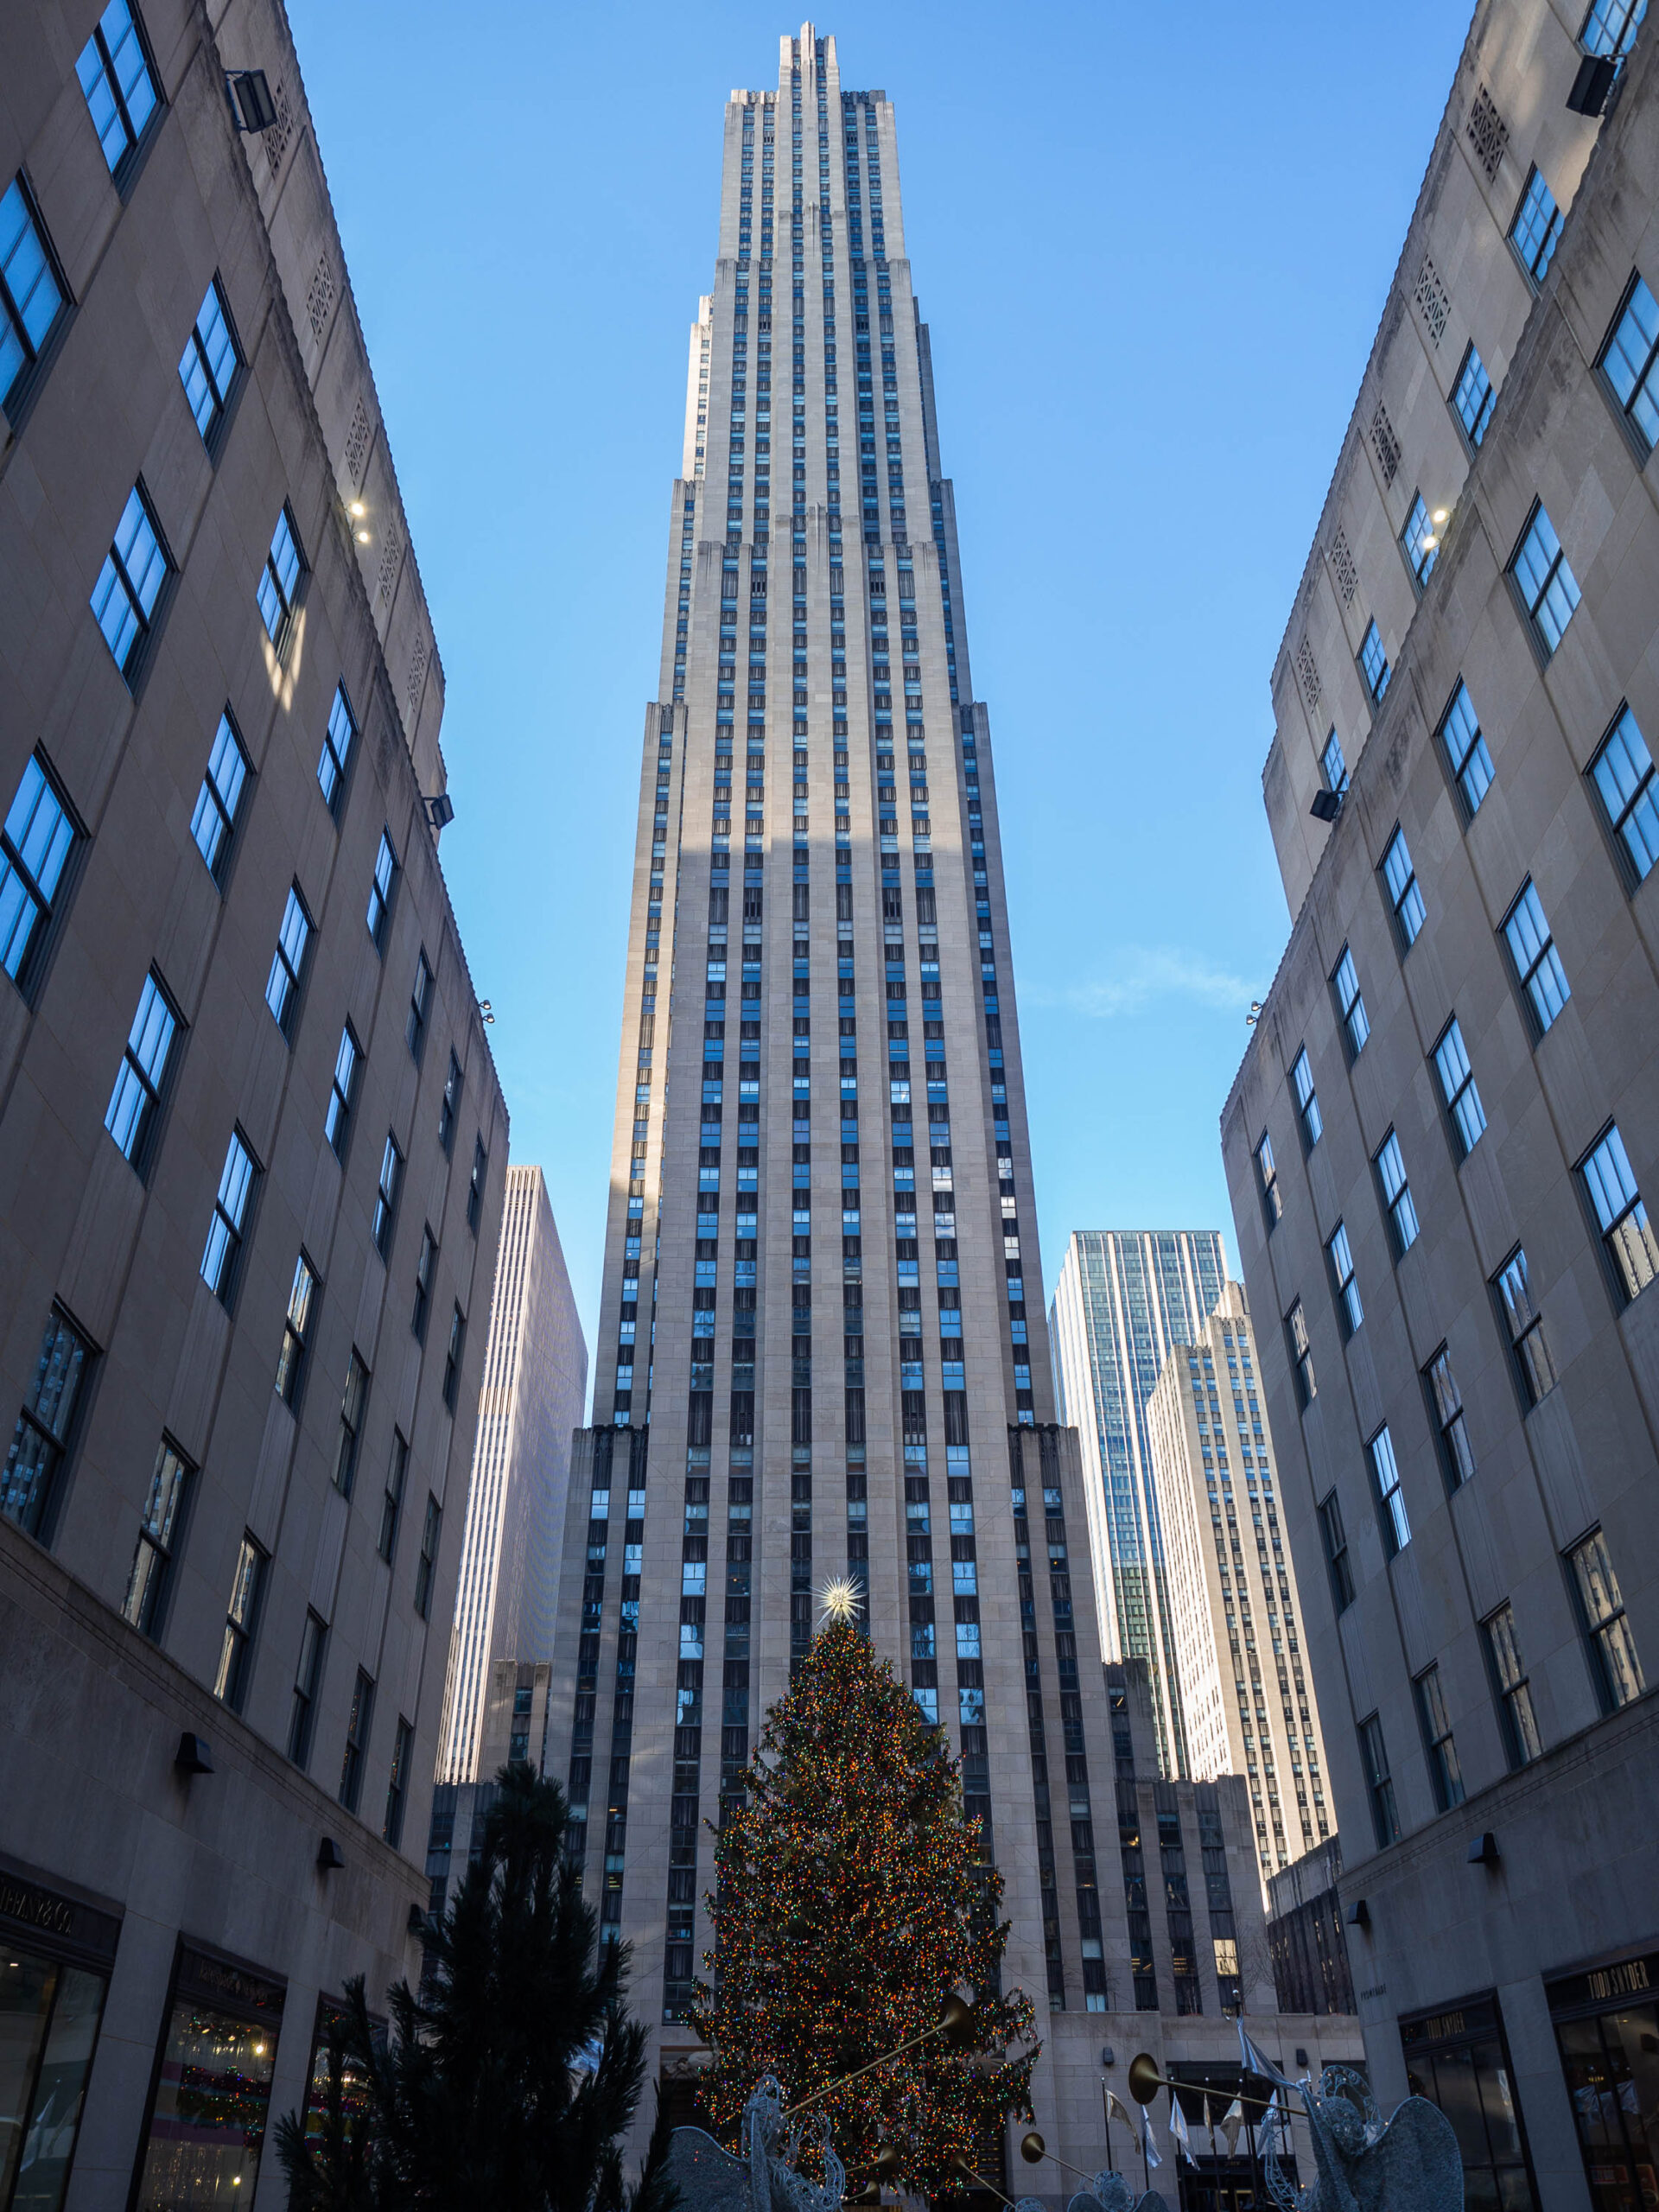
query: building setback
1221 4 1659 2210
0 1 505 2205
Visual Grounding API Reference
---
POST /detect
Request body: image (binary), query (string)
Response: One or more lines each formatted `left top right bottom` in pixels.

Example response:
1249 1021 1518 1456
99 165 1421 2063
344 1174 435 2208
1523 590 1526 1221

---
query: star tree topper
817 1574 864 1626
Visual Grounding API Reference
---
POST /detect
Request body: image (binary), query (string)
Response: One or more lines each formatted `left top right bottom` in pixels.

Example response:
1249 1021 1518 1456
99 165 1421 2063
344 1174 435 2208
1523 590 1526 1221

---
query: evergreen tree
276 1763 675 2212
690 1611 1038 2196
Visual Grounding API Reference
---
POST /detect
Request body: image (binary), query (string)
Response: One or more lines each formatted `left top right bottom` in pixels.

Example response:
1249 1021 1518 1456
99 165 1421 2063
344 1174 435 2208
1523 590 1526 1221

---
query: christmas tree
690 1592 1038 2196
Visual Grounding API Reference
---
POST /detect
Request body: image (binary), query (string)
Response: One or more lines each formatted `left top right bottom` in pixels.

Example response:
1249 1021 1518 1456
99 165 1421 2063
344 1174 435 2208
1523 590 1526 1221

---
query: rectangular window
1332 946 1370 1057
1358 1713 1400 1847
1580 0 1647 56
177 276 238 446
378 1429 409 1563
317 683 356 815
407 950 433 1062
1414 1664 1465 1812
1433 1019 1487 1158
412 1227 436 1341
1287 1299 1316 1409
1291 1048 1322 1151
190 710 249 884
1599 271 1659 450
1580 1122 1659 1303
1375 1130 1420 1255
1503 880 1570 1033
1370 1424 1410 1555
339 1668 374 1813
334 1351 368 1497
372 1134 403 1258
1567 1528 1645 1712
1402 493 1440 588
122 1437 190 1637
1321 728 1349 798
1327 1220 1363 1335
257 506 303 652
1424 1344 1476 1491
1360 619 1390 702
414 1496 441 1618
289 1609 327 1766
1255 1128 1282 1227
325 1025 359 1158
1510 166 1565 287
442 1304 466 1413
1484 1604 1542 1769
438 1051 462 1155
384 1715 413 1847
200 1128 257 1306
275 1251 318 1407
76 0 161 177
1440 681 1494 818
1382 828 1426 947
1 1306 92 1539
1510 503 1580 658
213 1533 265 1710
0 750 77 993
467 1135 487 1233
265 883 312 1036
1590 703 1659 884
1452 342 1497 449
1494 1248 1557 1408
92 482 169 682
105 969 177 1173
0 175 67 419
366 830 397 950
1319 1489 1354 1612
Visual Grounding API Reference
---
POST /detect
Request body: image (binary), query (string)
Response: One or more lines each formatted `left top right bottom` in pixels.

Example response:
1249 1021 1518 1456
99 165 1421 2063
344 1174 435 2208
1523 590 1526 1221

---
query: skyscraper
436 1165 587 1785
1049 1229 1227 1774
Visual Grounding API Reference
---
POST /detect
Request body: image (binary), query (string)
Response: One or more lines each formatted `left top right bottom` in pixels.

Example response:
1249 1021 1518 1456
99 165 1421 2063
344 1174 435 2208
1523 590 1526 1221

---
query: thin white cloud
1026 947 1254 1020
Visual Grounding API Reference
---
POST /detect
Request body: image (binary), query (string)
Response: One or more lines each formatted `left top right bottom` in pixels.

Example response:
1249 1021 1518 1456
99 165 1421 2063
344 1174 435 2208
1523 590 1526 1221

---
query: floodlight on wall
226 69 278 132
407 1904 425 1934
1567 54 1618 115
1467 1831 1501 1866
424 793 455 831
1345 1898 1370 1927
479 999 496 1027
175 1732 214 1776
1246 1001 1263 1027
317 1836 345 1872
1310 788 1344 823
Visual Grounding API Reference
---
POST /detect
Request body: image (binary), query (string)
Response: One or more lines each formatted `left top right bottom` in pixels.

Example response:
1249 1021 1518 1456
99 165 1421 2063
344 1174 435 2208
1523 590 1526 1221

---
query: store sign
1546 1951 1659 2019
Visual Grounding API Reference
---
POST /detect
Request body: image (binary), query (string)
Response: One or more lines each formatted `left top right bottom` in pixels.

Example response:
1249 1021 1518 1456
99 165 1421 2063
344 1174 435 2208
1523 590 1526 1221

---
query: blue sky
289 0 1470 1380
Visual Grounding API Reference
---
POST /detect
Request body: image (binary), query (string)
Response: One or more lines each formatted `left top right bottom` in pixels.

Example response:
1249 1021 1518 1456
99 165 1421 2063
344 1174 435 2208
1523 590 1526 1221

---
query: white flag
1106 2091 1136 2131
1237 2021 1296 2091
1139 2106 1163 2171
1220 2098 1243 2158
1168 2097 1194 2165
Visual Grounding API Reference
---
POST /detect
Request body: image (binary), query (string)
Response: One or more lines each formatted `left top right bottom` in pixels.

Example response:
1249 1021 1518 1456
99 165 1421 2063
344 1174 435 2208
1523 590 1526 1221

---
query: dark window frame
177 272 243 455
213 1531 267 1713
1318 1488 1354 1613
339 1666 375 1814
0 746 83 1003
122 1433 194 1640
317 682 357 819
92 478 173 690
257 502 306 656
288 1607 327 1767
1413 1663 1465 1813
190 708 251 889
200 1125 260 1310
0 168 73 430
1587 701 1659 892
378 1429 409 1563
372 1132 404 1259
105 965 182 1180
1 1302 97 1542
275 1249 321 1410
1421 1342 1476 1493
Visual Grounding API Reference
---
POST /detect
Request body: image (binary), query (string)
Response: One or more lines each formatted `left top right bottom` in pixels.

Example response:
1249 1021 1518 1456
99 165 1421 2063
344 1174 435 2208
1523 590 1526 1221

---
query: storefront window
0 1867 119 2212
1549 1950 1659 2212
1401 1993 1536 2211
131 1946 283 2209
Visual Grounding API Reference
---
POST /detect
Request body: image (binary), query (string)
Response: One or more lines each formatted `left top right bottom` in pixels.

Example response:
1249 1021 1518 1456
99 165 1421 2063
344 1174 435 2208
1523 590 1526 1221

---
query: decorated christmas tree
690 1586 1038 2196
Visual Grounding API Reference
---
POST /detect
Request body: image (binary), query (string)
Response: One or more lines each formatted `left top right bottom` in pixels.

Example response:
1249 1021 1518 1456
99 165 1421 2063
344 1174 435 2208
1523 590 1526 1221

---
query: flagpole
1102 2081 1115 2177
1140 2107 1150 2196
1205 2104 1220 2212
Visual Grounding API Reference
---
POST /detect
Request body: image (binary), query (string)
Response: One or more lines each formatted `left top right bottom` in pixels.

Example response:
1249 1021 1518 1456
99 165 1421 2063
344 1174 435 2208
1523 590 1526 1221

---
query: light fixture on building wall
1310 788 1344 823
226 69 278 132
1567 53 1618 115
479 1000 496 1027
175 1732 213 1776
1467 1831 1500 1866
424 793 455 830
1246 1001 1263 1027
317 1836 345 1872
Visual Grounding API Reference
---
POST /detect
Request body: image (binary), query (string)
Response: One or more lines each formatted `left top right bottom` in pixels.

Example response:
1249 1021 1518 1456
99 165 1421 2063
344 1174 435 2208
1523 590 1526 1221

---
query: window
1433 1020 1487 1158
1319 1489 1354 1612
384 1715 414 1847
1567 1528 1645 1712
1321 728 1349 798
414 1496 441 1618
1424 1345 1476 1491
1370 1425 1410 1555
213 1534 265 1711
372 1134 403 1258
200 1128 257 1305
1503 880 1570 1033
76 0 161 178
0 751 77 993
467 1135 487 1233
2 1306 92 1537
1600 273 1659 451
265 884 311 1036
325 1025 359 1159
1402 493 1439 588
1287 1300 1316 1408
1375 1131 1420 1255
1291 1048 1322 1151
257 505 303 651
378 1429 409 1562
317 683 356 815
92 483 169 682
1510 503 1580 658
1580 1122 1659 1302
1414 1665 1465 1812
334 1351 368 1497
0 175 67 419
1358 1713 1400 1847
105 969 178 1172
407 950 433 1062
123 1438 189 1637
1484 1605 1542 1769
178 277 238 446
275 1252 318 1407
1360 620 1390 702
1255 1129 1282 1227
1452 343 1497 449
1580 0 1647 56
190 711 249 884
412 1227 436 1340
366 830 397 950
289 1610 327 1766
1494 1248 1557 1408
1590 704 1659 884
438 1051 462 1155
339 1669 375 1814
1382 828 1426 948
1439 682 1494 818
1332 947 1369 1057
1326 1221 1363 1336
1510 167 1565 287
442 1304 466 1413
